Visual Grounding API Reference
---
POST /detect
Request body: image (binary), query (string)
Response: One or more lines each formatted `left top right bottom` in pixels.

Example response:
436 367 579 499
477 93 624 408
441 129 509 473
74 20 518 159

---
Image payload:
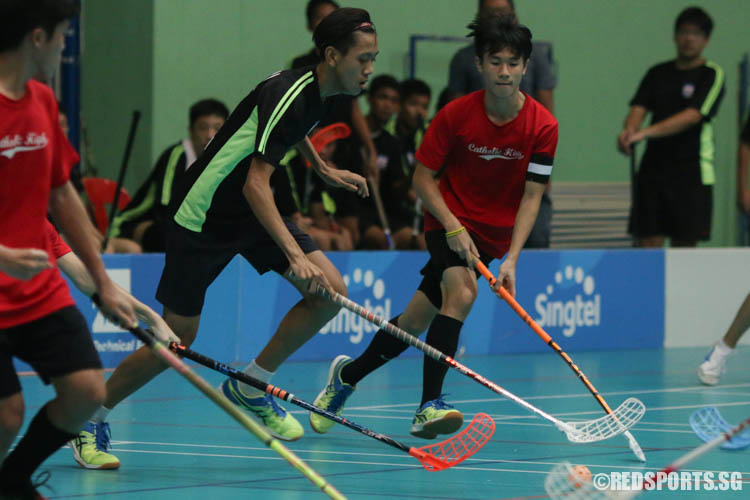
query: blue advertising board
14 249 665 373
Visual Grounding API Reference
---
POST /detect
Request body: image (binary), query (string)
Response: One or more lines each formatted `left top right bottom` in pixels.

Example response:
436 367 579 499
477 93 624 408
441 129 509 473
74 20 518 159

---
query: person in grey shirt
448 0 556 248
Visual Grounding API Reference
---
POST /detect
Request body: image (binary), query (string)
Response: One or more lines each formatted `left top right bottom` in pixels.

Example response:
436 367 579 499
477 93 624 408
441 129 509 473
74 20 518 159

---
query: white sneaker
698 342 731 386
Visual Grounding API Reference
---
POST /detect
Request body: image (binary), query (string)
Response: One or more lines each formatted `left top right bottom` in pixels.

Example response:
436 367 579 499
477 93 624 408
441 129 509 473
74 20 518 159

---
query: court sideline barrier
15 249 675 372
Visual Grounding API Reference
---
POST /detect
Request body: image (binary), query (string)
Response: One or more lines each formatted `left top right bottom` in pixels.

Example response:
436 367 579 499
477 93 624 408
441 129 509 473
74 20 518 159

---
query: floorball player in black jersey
75 8 377 460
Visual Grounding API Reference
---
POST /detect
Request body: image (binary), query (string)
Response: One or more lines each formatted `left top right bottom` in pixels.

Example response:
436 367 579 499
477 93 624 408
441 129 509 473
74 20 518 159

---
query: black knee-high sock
341 315 410 386
0 403 76 487
420 314 463 406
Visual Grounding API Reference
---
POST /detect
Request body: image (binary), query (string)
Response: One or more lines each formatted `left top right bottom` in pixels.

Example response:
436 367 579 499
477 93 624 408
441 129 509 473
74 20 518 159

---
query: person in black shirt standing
617 7 724 247
81 8 376 453
360 75 404 249
109 98 229 252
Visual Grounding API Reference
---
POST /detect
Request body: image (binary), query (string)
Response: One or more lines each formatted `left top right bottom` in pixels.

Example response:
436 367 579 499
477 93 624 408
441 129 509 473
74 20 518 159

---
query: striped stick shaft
127 330 346 500
170 344 413 455
670 416 750 471
318 287 563 426
476 263 618 412
367 176 393 249
474 262 644 459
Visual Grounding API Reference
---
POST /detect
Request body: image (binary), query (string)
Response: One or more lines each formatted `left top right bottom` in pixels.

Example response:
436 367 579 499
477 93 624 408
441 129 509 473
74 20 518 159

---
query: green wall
81 0 750 246
81 0 153 195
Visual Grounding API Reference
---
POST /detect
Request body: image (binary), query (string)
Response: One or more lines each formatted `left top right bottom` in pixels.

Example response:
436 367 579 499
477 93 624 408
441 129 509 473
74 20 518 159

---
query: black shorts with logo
156 218 318 316
417 229 495 309
0 306 102 398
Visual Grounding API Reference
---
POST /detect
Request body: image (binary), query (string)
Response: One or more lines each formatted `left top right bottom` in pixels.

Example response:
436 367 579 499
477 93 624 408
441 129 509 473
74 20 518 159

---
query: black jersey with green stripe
630 60 725 184
172 67 328 234
110 140 189 239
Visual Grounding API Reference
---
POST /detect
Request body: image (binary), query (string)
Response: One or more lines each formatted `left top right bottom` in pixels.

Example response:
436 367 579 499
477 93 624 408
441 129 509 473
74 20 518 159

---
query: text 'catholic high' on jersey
417 90 558 257
171 67 330 234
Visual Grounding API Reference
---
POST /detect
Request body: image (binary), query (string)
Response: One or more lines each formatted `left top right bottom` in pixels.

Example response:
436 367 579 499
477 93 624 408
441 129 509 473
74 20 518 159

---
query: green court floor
15 347 750 499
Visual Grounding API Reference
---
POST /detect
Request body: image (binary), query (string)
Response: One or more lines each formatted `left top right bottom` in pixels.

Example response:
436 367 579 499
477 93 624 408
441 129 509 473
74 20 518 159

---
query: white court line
342 383 750 411
291 400 750 425
107 442 750 477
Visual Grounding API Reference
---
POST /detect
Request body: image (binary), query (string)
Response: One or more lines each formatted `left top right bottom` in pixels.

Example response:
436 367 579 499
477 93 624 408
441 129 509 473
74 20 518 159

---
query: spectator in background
58 107 84 192
739 115 750 220
448 0 556 249
383 78 431 249
360 75 404 249
275 128 355 251
435 87 462 114
108 98 229 252
617 7 724 248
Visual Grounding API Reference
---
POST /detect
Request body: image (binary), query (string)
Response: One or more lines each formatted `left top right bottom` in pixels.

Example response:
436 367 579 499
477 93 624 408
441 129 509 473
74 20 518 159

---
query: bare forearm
57 252 96 295
351 100 377 158
297 137 330 177
49 182 110 290
639 108 702 140
624 106 647 132
413 164 461 231
506 184 545 263
244 166 305 261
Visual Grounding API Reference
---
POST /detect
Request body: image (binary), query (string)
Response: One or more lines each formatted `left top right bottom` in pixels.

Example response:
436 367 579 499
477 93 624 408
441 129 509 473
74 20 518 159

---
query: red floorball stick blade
304 122 351 167
414 413 496 471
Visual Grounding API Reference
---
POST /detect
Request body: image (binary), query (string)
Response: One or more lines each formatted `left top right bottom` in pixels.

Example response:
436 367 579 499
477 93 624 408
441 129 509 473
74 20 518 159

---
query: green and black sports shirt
171 66 332 234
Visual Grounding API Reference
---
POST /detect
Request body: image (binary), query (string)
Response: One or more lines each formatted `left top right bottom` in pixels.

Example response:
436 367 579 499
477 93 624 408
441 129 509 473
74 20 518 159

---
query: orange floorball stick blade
413 413 496 471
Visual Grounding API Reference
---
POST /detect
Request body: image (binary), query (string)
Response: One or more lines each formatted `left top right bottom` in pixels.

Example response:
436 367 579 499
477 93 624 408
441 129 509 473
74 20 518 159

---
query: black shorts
0 306 102 398
156 218 318 316
358 208 413 234
141 220 167 253
632 163 712 242
417 229 494 309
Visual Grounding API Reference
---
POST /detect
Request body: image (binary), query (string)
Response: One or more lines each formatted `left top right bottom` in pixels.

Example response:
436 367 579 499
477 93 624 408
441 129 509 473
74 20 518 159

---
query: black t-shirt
372 129 408 216
742 114 750 145
630 60 725 167
112 141 189 238
171 67 332 234
382 121 426 218
291 48 320 70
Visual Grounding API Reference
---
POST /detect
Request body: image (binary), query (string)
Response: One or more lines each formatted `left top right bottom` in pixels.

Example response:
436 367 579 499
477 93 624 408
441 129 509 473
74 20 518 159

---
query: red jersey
45 220 73 259
0 80 78 328
417 91 558 257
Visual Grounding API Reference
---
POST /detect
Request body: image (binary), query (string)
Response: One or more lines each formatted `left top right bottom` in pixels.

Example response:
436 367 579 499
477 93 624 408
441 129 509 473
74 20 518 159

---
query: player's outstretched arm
617 105 647 155
56 251 179 343
496 180 546 297
49 181 137 327
244 156 334 294
413 162 479 267
627 108 702 146
298 137 369 198
0 245 52 281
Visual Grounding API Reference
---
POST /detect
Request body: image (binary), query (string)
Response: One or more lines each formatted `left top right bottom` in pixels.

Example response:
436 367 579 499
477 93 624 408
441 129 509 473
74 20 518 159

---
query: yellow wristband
445 226 466 238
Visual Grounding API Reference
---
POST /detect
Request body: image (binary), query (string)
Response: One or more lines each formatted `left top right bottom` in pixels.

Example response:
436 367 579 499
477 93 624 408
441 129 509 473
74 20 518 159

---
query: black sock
0 403 76 488
420 314 463 407
340 315 410 386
